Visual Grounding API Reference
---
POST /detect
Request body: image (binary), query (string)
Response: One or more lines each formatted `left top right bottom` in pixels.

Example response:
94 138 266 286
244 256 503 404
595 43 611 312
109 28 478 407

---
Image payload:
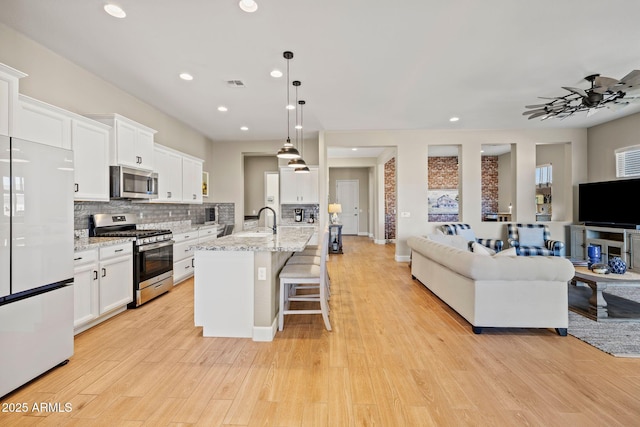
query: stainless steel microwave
110 166 158 199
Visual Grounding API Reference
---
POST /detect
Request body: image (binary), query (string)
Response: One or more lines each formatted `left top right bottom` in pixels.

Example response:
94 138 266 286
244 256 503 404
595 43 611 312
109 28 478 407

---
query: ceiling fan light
239 0 258 13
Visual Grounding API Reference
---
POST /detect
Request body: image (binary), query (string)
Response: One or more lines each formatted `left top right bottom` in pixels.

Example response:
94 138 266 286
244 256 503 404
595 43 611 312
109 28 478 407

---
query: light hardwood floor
2 236 640 426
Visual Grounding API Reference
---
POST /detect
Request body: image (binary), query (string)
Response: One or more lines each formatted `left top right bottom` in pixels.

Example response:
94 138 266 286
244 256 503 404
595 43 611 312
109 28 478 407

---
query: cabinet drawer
99 242 133 259
74 249 98 266
198 227 217 239
173 240 196 261
174 256 194 284
173 231 197 243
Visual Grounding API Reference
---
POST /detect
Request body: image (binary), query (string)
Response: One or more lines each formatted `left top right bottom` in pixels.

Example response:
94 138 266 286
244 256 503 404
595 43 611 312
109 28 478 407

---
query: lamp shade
328 203 342 214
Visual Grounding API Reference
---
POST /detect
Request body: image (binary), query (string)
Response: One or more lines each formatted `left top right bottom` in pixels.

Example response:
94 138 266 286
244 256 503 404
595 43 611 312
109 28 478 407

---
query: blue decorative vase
608 256 627 274
587 245 601 268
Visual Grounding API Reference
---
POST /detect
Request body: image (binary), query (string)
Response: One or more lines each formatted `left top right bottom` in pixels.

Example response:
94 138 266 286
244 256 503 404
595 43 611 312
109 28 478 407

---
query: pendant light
288 80 307 168
295 99 310 174
277 51 301 160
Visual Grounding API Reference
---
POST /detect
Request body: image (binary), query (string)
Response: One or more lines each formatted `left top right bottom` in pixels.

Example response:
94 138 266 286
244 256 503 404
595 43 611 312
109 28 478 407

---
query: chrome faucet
257 206 277 234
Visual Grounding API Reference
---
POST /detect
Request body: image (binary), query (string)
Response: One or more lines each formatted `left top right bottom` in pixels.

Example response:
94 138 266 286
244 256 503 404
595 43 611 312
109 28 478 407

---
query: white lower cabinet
173 227 218 285
173 231 198 285
73 242 133 334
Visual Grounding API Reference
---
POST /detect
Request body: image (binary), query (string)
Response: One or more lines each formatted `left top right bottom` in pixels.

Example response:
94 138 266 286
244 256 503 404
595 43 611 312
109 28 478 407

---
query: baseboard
395 255 411 263
374 239 386 245
253 317 278 342
358 232 368 236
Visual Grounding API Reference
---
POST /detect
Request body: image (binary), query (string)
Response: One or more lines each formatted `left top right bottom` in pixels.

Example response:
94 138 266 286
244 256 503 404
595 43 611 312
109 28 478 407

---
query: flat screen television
578 178 640 228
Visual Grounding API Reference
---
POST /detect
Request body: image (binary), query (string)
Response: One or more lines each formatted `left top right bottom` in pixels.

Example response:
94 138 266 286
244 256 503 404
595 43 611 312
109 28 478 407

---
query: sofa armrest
508 238 520 248
477 238 504 252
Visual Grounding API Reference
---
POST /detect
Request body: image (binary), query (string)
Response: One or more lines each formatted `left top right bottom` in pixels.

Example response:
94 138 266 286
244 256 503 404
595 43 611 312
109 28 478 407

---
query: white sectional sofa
407 235 575 335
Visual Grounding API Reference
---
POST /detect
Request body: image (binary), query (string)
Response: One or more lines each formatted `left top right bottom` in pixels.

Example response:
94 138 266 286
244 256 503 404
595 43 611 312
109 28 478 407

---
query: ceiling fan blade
607 102 630 112
586 108 600 117
528 111 548 120
620 70 640 86
525 103 549 109
593 76 619 93
523 109 546 116
562 86 588 97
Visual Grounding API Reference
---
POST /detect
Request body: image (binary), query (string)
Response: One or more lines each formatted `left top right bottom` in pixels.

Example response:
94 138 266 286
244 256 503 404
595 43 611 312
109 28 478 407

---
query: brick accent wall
384 157 396 240
428 156 459 222
481 156 499 217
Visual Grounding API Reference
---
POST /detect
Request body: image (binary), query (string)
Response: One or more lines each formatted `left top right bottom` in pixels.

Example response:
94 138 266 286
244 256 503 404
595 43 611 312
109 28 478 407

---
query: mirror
428 145 460 222
481 144 514 222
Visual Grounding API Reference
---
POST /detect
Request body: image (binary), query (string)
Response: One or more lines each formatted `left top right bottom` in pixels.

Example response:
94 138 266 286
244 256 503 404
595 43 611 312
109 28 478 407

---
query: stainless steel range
90 213 173 308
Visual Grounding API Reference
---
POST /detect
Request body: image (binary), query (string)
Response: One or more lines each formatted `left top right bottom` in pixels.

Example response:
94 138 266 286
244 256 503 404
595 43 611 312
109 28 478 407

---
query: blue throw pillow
517 226 545 247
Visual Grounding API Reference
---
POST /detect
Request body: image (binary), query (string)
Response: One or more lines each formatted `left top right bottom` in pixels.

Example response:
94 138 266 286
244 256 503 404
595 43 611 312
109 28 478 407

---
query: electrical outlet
139 212 143 219
258 267 267 281
169 211 172 217
401 212 410 217
188 210 191 216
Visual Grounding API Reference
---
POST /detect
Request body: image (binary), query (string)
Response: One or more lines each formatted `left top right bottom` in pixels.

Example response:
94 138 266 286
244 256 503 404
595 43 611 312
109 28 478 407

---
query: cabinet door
154 147 183 202
299 167 319 203
72 119 110 201
73 262 99 328
99 255 133 314
182 157 203 203
630 233 640 272
114 120 138 168
174 256 194 284
16 97 72 148
279 168 299 203
136 128 155 170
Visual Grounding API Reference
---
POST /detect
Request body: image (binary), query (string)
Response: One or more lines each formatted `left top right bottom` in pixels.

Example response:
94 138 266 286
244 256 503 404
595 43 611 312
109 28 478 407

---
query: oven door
135 241 173 284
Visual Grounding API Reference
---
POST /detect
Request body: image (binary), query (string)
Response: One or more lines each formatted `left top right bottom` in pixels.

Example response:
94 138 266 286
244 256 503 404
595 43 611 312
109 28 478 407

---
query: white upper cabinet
154 144 184 202
72 116 111 201
183 156 203 203
86 113 156 170
280 166 319 204
15 95 72 149
0 63 27 137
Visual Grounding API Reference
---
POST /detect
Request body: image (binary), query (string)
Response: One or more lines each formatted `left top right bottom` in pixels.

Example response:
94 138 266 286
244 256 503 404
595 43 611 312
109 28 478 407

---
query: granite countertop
191 227 314 252
139 220 224 235
74 236 134 252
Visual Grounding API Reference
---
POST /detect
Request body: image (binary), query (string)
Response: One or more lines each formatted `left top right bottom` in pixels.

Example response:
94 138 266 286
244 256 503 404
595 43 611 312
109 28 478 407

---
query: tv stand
570 224 640 271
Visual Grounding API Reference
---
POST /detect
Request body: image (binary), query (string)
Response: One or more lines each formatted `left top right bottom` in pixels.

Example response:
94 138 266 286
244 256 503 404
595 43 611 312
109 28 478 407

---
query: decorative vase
587 245 601 268
608 256 627 274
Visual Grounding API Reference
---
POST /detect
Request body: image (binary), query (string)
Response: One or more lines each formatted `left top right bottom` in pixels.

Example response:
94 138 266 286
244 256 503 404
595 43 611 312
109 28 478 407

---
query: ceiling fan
524 70 640 120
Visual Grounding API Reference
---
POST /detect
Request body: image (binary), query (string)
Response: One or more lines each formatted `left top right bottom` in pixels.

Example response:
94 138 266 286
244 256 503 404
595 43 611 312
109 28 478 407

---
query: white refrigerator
0 135 75 398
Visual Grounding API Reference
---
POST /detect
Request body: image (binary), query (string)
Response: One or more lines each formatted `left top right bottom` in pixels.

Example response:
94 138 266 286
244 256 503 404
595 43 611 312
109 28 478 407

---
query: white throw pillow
456 227 476 243
517 226 545 247
427 233 471 251
494 247 518 257
471 241 493 256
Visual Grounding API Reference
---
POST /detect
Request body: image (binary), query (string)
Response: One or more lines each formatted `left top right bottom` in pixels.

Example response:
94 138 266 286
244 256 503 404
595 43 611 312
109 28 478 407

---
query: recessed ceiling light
270 69 283 78
352 148 358 151
286 104 295 110
240 126 249 131
239 0 258 13
104 4 126 18
295 124 302 130
179 73 193 81
449 117 460 122
218 106 228 112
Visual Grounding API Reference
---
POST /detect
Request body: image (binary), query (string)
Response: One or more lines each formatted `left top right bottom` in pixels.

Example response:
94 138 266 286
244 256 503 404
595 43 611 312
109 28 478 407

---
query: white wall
587 113 640 182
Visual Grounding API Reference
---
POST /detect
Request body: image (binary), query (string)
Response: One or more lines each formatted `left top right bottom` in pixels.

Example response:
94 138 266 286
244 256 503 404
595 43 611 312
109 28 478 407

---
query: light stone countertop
191 226 314 252
74 236 134 252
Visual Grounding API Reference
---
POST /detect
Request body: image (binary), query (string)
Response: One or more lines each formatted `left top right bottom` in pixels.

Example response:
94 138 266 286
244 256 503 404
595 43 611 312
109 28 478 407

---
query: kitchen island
191 226 315 341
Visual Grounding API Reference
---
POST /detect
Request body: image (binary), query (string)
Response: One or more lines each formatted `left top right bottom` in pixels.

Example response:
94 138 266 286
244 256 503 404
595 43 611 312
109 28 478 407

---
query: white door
336 180 359 235
265 172 279 228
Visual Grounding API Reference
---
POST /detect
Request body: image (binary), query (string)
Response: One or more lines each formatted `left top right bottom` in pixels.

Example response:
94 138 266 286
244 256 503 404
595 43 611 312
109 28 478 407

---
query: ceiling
2 0 640 143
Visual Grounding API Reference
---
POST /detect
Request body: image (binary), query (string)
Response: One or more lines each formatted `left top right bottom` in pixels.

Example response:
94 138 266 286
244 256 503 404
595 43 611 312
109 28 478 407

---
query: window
616 145 640 178
536 164 552 186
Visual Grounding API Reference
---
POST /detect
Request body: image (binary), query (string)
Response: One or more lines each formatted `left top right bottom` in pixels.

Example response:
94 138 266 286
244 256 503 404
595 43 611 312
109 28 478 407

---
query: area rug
568 287 640 358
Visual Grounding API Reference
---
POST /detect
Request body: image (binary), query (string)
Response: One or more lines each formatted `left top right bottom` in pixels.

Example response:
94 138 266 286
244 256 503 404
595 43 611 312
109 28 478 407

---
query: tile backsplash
74 200 234 231
280 204 319 222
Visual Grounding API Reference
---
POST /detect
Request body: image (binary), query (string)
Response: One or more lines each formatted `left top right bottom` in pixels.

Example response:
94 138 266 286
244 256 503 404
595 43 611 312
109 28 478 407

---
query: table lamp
328 203 342 224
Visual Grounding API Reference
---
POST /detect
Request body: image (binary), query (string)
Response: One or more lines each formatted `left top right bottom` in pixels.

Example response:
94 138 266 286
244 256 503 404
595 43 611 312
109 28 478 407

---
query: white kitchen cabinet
86 113 156 170
98 243 133 314
173 231 198 284
183 156 203 203
280 166 319 204
0 63 26 136
15 95 72 149
73 249 99 329
154 144 183 202
198 226 218 242
72 116 111 201
73 242 133 334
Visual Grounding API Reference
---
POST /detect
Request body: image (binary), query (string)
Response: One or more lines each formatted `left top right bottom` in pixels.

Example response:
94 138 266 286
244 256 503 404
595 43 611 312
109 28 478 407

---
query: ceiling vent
226 80 246 88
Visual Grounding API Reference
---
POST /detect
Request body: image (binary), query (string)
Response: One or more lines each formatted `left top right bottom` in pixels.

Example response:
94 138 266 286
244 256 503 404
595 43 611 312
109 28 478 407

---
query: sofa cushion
494 247 517 257
427 233 470 251
471 241 493 256
456 227 476 242
517 226 546 247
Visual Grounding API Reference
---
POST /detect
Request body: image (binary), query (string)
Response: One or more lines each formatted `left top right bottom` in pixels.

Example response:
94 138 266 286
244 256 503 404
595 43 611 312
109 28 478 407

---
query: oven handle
138 239 174 252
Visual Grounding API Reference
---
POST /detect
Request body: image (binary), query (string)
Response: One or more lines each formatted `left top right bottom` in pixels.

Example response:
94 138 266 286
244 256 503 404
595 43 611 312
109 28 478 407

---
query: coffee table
570 267 640 321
